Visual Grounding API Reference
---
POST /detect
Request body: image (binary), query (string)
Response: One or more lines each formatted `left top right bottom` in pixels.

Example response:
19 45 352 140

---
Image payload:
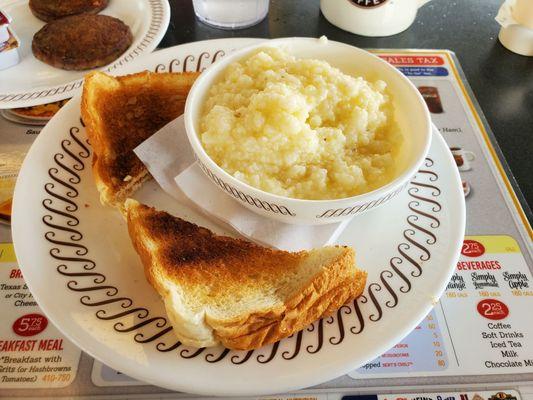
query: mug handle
465 151 476 161
417 0 432 8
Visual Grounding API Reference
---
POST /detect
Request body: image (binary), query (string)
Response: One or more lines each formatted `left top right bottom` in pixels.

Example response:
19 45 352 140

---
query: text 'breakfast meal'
200 47 402 200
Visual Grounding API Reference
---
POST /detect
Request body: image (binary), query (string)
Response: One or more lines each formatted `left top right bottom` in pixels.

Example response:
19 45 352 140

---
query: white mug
450 147 475 171
320 0 432 37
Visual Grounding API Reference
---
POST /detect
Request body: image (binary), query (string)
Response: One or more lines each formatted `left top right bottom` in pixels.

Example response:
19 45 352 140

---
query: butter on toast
124 199 367 350
81 71 200 206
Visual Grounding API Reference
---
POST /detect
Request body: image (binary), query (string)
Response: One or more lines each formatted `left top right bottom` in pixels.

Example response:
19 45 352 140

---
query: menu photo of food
0 9 20 70
0 98 69 224
418 85 444 114
0 150 26 225
1 99 69 125
462 179 471 198
449 146 477 199
451 146 476 172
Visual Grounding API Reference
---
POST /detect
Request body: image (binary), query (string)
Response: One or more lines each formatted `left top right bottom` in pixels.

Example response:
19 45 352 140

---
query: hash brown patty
29 0 109 22
32 14 133 71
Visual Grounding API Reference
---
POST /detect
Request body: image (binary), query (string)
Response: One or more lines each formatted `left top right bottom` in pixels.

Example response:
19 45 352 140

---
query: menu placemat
351 235 532 378
0 50 531 399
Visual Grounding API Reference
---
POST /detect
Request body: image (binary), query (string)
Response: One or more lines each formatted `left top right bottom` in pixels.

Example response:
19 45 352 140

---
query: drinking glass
192 0 269 29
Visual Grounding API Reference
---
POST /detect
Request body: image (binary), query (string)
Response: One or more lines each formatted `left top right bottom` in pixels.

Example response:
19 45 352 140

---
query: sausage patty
32 14 133 71
29 0 109 22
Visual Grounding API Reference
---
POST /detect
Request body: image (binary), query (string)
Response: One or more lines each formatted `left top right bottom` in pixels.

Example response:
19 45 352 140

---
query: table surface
161 0 533 220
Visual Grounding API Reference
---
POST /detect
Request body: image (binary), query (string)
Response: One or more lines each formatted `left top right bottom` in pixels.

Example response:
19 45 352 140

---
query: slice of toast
81 71 200 206
124 199 367 350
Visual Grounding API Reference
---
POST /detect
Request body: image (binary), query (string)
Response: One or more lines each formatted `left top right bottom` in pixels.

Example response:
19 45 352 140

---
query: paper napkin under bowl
134 115 351 252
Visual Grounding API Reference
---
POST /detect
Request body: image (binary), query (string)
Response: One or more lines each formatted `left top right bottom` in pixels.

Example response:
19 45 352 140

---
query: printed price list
351 235 533 379
0 243 81 388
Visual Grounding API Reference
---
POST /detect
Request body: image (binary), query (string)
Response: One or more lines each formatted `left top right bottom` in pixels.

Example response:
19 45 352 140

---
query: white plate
12 39 466 396
0 0 170 109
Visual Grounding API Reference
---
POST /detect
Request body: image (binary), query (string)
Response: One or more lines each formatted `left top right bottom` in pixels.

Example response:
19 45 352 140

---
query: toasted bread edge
124 199 367 350
82 70 201 207
124 198 218 347
213 252 366 350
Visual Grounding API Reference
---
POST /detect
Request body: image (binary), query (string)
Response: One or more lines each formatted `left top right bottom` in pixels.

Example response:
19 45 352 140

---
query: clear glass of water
192 0 269 30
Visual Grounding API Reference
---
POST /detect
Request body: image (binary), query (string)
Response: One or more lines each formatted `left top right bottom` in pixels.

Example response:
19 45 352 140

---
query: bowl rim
184 37 432 205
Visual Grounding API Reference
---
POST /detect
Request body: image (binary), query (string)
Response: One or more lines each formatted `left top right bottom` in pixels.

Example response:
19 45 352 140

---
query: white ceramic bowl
184 37 432 225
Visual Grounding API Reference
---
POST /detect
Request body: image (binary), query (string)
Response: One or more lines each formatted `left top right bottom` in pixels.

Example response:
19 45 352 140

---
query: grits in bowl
199 47 402 200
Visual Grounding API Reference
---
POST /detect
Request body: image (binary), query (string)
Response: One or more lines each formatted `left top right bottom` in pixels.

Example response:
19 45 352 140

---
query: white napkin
134 116 351 251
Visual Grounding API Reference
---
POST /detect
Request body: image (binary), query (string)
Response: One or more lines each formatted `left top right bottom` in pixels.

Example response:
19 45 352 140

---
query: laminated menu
0 244 82 388
0 49 531 399
351 235 532 377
